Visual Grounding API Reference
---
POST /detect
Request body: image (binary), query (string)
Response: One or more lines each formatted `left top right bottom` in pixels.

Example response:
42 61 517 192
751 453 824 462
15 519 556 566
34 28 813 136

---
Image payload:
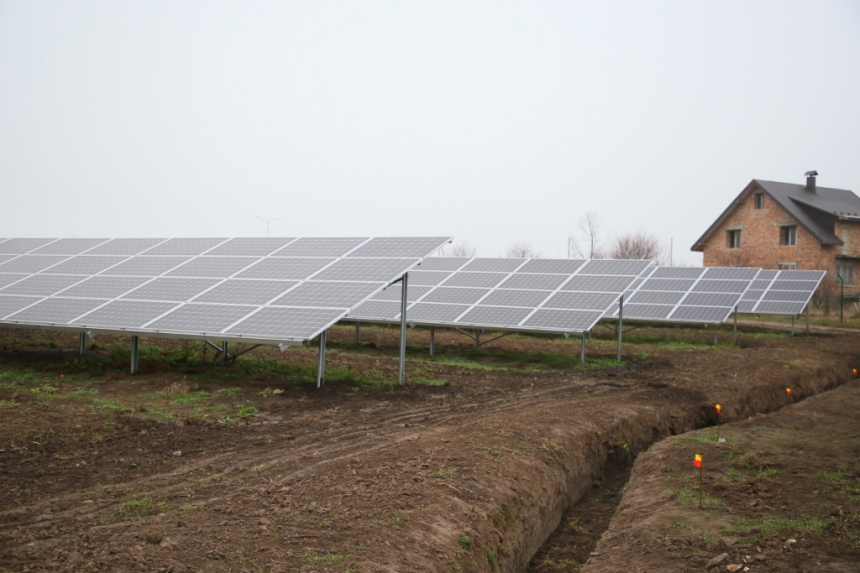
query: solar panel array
0 237 450 343
348 257 653 334
605 266 761 323
737 270 826 314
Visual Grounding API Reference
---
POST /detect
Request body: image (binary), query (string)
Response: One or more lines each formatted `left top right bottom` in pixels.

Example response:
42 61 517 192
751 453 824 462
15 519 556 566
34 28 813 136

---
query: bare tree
506 242 541 258
449 241 477 258
608 231 666 263
568 211 604 258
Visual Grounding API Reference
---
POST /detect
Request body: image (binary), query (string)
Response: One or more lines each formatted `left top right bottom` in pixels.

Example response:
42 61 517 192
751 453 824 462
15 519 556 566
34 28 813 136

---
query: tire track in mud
0 376 626 541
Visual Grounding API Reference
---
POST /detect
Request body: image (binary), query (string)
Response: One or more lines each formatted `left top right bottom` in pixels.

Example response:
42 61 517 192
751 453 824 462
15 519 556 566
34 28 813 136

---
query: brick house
691 172 860 296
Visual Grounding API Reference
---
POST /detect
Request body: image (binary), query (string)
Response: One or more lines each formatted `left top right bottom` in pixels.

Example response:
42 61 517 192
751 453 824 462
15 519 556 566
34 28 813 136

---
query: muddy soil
583 380 860 573
0 324 857 572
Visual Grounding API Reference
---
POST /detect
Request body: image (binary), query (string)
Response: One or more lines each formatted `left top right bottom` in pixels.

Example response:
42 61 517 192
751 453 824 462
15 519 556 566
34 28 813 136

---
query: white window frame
781 225 797 246
777 262 797 270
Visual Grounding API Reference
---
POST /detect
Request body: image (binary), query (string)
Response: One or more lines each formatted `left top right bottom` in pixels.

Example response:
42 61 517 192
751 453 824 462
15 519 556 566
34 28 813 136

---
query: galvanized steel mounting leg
475 330 481 349
733 306 738 344
222 341 229 366
580 332 587 365
79 332 86 356
805 304 810 334
355 323 360 345
317 330 327 388
617 295 624 361
429 327 435 356
398 273 408 386
791 315 795 336
714 324 719 345
131 336 139 374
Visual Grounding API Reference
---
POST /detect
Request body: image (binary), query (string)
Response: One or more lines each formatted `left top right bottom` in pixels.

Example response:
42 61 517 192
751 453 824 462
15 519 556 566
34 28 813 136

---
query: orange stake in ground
694 454 703 507
715 404 722 441
787 388 793 412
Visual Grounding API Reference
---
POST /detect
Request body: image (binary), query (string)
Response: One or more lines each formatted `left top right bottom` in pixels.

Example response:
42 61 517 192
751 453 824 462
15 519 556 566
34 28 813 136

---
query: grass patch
171 391 210 405
105 496 172 522
817 470 860 498
30 385 58 394
0 399 22 409
214 387 247 396
237 406 259 417
667 487 725 509
62 387 99 400
730 514 832 537
674 430 740 448
458 533 471 550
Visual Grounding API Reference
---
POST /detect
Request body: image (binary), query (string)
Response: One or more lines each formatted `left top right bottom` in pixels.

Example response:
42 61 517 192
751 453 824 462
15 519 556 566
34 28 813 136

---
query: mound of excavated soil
583 380 860 573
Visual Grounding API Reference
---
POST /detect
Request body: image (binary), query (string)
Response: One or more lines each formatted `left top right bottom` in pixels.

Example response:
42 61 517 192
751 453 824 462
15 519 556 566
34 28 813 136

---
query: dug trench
0 325 857 572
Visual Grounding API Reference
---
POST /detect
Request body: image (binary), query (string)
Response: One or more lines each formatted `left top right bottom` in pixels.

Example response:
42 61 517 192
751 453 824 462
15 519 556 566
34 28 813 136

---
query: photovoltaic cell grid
348 257 653 334
604 266 762 323
737 270 826 315
0 237 451 343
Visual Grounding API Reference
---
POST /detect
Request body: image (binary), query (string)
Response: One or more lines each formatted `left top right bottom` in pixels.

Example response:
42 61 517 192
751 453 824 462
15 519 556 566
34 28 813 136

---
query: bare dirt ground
0 323 857 573
582 380 860 573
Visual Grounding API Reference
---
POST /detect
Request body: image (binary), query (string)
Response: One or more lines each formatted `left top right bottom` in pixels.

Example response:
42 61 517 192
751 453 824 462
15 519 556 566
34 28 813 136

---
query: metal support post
714 324 719 345
316 330 327 388
398 273 408 386
580 332 587 365
130 336 139 374
475 330 481 349
617 295 624 361
355 323 360 345
791 315 795 336
805 304 810 334
222 341 229 365
733 306 738 345
429 327 435 356
79 332 86 356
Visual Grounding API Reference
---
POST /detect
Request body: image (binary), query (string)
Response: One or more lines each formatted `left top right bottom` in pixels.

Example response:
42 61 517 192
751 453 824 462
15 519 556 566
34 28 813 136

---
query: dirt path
0 325 858 572
582 380 860 573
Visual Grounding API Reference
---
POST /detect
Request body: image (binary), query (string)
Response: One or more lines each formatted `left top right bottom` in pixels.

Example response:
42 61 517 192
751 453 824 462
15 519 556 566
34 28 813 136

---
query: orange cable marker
786 388 792 396
715 404 722 414
853 368 858 377
694 454 703 468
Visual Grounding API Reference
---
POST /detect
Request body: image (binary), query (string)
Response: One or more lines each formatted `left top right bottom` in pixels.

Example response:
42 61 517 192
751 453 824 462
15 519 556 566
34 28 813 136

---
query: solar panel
30 239 111 255
7 298 108 324
0 256 71 273
144 238 228 256
86 238 168 255
121 278 221 302
0 295 42 316
0 239 58 254
603 265 762 324
44 256 129 275
0 237 451 344
1 275 87 296
349 257 651 335
736 269 825 315
191 279 298 305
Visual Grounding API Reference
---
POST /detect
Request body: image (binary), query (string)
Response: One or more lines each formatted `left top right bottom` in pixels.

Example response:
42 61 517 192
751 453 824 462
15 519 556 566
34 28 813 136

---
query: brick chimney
805 170 818 192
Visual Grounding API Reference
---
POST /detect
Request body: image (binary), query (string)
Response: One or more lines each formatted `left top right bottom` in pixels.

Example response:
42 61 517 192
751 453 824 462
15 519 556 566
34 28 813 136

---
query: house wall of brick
699 183 860 296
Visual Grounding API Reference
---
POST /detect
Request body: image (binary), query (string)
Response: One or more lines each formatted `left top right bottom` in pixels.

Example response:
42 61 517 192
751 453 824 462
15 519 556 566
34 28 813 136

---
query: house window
836 264 855 286
780 225 797 246
777 262 797 270
755 193 764 209
727 229 741 249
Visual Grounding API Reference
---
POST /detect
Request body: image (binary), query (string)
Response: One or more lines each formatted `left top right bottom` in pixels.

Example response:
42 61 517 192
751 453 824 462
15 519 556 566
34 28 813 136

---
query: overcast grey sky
1 1 858 264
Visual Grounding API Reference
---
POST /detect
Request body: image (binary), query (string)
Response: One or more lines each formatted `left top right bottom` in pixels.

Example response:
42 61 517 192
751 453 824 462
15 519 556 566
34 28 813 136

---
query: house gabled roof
691 178 860 251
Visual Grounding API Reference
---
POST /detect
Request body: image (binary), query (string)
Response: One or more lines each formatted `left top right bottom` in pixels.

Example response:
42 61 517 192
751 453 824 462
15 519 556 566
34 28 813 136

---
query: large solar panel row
0 237 451 343
348 257 653 335
604 266 761 323
736 269 826 315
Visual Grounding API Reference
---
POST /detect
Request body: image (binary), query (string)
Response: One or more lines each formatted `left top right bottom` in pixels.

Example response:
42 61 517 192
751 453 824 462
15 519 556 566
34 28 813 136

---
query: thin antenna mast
256 216 280 237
